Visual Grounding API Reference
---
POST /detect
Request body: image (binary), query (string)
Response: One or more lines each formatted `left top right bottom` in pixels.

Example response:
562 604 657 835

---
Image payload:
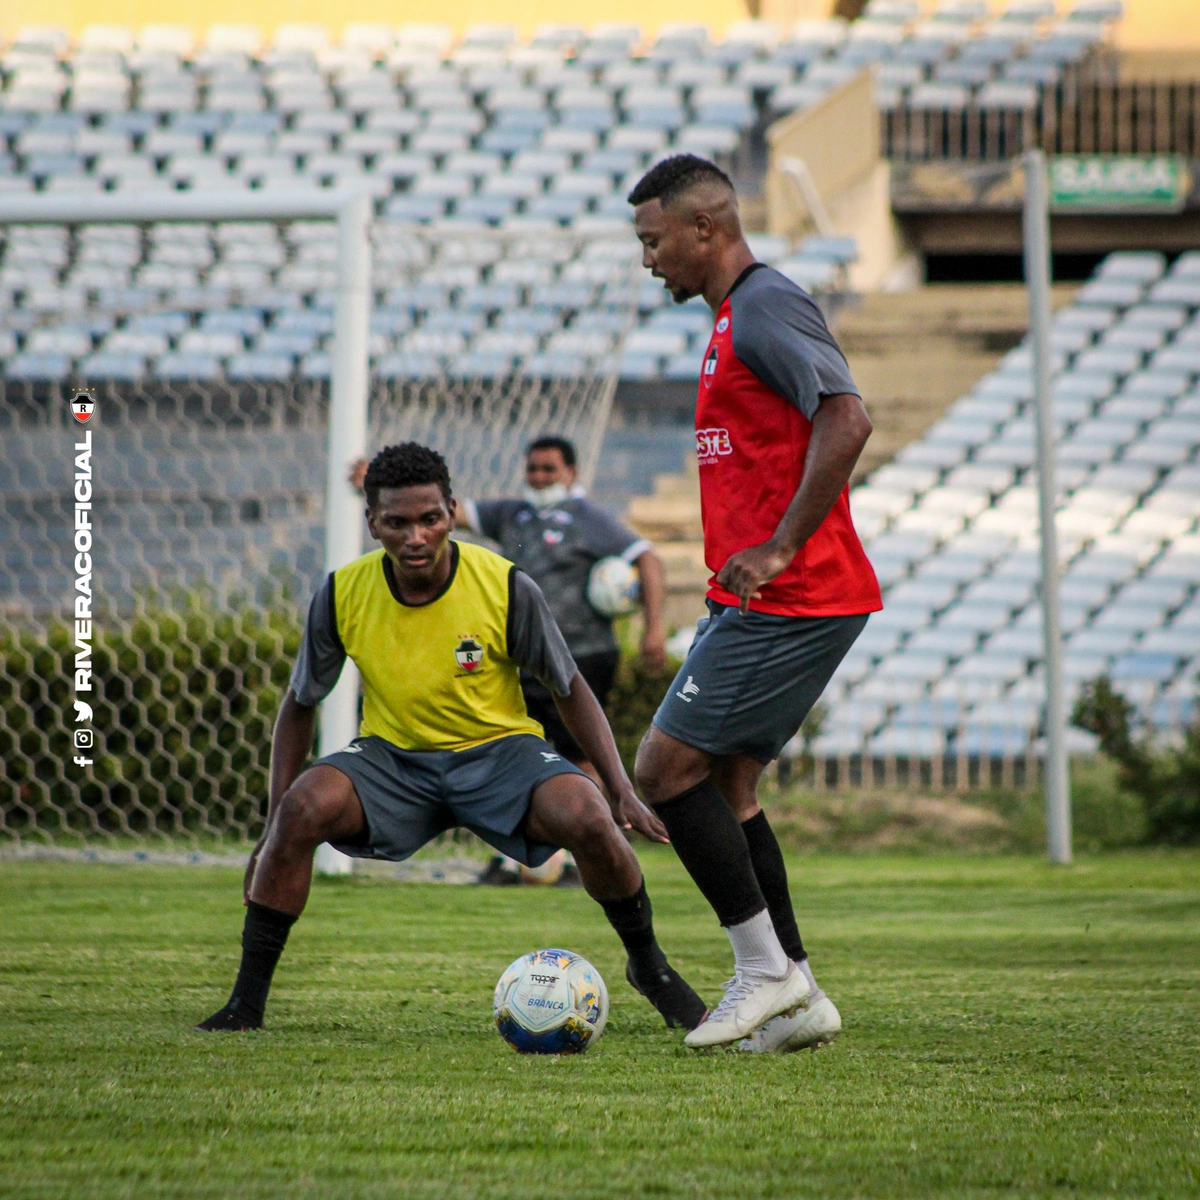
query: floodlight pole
1023 150 1072 865
0 187 373 875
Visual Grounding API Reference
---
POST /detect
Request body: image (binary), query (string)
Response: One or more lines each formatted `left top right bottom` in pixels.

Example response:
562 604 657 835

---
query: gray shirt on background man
463 497 651 660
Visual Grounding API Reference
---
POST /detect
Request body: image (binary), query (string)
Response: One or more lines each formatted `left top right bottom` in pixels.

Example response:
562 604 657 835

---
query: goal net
1 216 639 850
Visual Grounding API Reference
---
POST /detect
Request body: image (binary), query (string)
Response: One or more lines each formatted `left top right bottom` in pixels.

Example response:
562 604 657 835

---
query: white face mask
522 482 571 508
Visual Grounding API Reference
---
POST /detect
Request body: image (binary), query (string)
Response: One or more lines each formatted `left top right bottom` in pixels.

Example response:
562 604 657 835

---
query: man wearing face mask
460 437 668 786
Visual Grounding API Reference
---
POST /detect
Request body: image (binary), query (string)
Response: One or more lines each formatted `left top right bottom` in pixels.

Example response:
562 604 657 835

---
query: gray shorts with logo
653 602 869 764
318 733 586 868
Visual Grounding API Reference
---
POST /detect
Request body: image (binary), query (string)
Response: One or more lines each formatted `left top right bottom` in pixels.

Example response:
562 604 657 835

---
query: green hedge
602 653 680 778
1 598 301 843
1072 676 1200 845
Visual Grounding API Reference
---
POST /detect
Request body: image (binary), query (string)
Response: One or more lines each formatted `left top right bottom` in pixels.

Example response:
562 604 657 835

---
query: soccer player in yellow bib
197 442 707 1035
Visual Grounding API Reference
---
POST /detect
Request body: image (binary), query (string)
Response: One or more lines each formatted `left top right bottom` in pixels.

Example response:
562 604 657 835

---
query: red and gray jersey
696 263 882 618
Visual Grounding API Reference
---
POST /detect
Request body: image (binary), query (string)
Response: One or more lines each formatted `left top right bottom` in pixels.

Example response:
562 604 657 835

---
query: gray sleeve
577 501 650 561
473 499 513 541
289 574 347 707
730 269 860 421
506 569 578 696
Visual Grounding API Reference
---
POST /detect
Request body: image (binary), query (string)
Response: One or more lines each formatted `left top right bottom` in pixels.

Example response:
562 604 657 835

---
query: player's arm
633 549 668 672
552 673 668 843
268 692 318 819
717 394 872 612
244 693 318 903
508 569 668 843
245 578 345 901
585 507 668 671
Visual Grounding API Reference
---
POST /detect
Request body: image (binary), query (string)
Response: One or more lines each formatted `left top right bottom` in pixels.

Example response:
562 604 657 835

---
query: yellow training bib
333 541 544 752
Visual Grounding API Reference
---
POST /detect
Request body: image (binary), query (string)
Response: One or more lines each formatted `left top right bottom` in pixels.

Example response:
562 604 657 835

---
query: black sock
223 901 297 1023
742 810 806 962
600 880 665 974
655 777 766 927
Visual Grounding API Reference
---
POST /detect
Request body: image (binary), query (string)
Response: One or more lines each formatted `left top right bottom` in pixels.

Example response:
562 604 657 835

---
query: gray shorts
653 603 869 764
317 733 586 868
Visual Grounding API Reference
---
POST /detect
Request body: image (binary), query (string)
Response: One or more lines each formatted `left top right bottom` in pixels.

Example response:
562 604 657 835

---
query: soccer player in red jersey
628 156 882 1049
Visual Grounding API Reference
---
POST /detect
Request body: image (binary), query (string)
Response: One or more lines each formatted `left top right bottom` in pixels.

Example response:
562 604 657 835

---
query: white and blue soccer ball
494 948 609 1055
587 556 641 617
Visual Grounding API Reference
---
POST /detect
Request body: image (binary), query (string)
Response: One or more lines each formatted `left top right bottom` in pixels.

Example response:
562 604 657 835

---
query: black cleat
477 856 521 886
626 956 709 1031
195 1002 263 1032
555 862 584 888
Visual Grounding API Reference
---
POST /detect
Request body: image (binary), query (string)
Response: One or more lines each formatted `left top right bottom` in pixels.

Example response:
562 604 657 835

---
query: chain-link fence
2 219 637 848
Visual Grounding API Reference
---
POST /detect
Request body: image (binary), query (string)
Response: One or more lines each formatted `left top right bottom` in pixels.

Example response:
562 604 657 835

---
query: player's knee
636 727 708 804
633 734 657 789
634 732 671 801
273 782 334 847
564 792 623 859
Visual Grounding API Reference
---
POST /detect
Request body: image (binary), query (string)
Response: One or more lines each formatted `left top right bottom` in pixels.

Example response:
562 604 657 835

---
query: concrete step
655 540 711 629
629 495 703 542
589 421 695 516
838 282 1077 481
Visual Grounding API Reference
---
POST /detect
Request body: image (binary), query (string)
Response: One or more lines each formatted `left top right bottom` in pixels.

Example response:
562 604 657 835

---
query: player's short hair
626 154 735 209
363 442 452 508
527 435 576 467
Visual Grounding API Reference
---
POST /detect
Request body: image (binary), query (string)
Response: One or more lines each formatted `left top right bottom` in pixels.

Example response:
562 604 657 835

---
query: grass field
2 850 1198 1199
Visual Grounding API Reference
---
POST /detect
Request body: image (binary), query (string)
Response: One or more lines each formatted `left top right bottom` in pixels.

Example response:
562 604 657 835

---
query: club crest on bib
702 345 719 388
715 316 729 333
454 637 485 673
70 390 96 424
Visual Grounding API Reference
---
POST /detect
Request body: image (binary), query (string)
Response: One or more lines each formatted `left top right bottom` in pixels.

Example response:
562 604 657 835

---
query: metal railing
883 80 1200 162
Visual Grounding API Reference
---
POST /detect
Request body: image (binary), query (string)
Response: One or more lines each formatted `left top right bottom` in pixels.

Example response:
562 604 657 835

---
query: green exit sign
1050 156 1190 213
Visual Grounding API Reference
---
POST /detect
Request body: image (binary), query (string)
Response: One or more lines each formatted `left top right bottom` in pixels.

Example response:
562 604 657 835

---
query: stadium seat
5 352 73 379
0 18 1187 743
907 627 979 657
382 195 446 221
226 352 294 379
155 352 221 379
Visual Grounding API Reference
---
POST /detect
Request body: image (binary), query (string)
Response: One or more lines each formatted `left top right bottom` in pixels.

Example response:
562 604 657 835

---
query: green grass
1 851 1199 1199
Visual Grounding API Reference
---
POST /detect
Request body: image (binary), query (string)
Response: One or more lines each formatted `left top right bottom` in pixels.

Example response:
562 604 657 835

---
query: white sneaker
737 995 842 1054
683 964 811 1048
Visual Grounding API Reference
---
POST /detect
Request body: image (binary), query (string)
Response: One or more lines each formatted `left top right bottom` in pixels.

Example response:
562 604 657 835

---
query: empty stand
813 250 1200 776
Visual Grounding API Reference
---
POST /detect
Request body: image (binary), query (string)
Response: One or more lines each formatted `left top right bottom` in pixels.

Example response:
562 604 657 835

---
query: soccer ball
494 948 609 1054
587 556 641 617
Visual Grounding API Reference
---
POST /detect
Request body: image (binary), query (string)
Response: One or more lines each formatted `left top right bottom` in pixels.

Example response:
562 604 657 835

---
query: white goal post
0 191 637 865
0 187 372 873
